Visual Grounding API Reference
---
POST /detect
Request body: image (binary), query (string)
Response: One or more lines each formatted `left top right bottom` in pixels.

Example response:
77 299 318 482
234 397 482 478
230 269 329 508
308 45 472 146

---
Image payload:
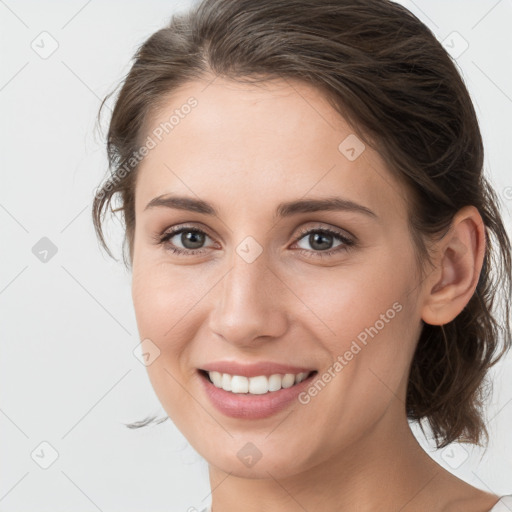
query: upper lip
200 361 316 378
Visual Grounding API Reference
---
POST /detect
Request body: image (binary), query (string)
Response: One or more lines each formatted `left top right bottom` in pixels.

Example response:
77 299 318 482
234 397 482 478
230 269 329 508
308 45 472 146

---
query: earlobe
421 206 486 326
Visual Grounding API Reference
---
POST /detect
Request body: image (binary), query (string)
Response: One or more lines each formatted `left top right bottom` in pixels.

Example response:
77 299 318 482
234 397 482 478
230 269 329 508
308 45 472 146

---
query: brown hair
92 0 511 448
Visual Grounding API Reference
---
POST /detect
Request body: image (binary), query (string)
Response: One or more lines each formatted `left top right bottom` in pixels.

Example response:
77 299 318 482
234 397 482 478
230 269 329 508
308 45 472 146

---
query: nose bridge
225 249 270 307
208 244 288 344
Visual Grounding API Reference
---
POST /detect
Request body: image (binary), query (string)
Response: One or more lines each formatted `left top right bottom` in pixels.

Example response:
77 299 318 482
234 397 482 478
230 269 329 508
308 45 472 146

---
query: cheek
288 256 411 346
131 261 208 426
131 257 212 340
288 249 419 399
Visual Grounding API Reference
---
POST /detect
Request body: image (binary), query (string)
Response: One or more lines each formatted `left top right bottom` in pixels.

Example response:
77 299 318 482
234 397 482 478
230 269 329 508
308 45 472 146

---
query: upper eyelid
161 224 215 242
295 224 354 240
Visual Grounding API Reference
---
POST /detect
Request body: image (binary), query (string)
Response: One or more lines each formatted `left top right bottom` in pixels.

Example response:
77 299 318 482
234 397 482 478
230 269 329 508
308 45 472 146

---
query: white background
1 1 511 510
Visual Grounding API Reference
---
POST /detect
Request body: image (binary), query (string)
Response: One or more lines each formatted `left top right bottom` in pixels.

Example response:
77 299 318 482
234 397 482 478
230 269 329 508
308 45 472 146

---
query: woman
92 0 512 510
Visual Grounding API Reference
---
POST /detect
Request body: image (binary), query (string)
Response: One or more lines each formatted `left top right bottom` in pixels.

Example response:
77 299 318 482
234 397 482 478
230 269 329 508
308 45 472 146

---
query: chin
197 437 315 480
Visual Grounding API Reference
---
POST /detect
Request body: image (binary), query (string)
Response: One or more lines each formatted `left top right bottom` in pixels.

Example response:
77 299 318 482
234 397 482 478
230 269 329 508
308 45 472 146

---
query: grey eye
297 231 343 251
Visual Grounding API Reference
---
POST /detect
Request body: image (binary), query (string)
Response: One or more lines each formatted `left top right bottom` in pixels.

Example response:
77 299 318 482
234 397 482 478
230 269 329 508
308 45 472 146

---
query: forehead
134 77 408 221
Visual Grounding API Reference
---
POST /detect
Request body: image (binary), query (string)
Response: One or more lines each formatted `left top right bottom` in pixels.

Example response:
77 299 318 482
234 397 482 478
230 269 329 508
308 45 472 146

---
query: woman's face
131 77 425 478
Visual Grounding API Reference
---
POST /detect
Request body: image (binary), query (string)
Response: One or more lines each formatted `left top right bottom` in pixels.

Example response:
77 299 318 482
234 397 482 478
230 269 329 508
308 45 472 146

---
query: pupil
310 233 332 251
182 231 204 249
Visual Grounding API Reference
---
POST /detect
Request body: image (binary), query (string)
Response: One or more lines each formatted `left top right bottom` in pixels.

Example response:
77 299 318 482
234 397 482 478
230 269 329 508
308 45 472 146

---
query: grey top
200 495 512 512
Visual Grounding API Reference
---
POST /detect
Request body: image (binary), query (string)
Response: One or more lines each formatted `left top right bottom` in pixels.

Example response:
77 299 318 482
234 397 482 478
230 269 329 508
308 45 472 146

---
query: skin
130 76 498 512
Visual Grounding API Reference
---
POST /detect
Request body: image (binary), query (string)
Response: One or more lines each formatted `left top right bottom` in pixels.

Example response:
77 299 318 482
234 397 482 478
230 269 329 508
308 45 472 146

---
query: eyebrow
144 194 377 219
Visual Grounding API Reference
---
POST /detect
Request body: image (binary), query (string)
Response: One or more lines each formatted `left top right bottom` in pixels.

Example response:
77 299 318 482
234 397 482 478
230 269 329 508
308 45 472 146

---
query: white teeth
209 371 222 388
207 370 312 394
268 374 282 392
221 373 231 391
248 375 268 395
295 372 308 384
231 375 249 393
281 373 295 388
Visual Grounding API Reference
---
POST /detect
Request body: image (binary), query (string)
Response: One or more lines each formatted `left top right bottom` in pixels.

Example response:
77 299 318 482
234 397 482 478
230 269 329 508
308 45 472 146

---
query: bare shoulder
445 493 501 512
440 480 500 512
417 462 500 512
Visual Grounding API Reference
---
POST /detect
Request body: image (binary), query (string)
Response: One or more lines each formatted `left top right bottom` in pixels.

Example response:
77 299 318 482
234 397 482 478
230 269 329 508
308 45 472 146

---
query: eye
157 225 215 255
292 226 355 259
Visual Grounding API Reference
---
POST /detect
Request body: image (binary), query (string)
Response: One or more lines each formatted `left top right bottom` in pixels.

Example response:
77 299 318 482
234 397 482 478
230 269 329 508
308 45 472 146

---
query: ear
421 205 486 326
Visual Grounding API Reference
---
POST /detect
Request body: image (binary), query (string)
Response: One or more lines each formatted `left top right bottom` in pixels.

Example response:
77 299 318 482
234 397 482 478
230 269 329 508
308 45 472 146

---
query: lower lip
198 370 317 420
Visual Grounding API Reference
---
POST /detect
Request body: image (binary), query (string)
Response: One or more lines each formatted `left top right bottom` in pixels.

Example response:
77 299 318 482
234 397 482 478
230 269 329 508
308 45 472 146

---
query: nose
207 250 289 347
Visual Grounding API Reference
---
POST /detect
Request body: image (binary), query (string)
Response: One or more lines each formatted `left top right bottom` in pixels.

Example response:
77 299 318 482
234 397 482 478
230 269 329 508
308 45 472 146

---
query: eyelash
156 224 356 260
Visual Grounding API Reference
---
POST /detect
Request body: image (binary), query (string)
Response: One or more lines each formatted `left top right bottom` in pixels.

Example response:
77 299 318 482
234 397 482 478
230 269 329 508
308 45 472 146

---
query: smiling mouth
198 369 318 395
